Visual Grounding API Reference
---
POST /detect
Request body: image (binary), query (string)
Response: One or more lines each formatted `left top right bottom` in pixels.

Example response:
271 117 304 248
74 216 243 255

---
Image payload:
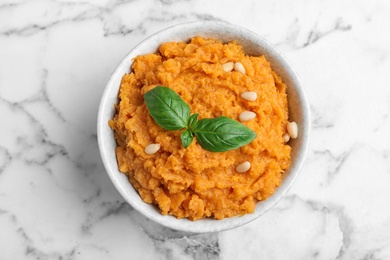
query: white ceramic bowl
97 21 310 233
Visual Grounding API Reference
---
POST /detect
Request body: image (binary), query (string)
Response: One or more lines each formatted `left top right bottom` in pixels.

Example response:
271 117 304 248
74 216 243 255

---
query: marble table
1 0 390 259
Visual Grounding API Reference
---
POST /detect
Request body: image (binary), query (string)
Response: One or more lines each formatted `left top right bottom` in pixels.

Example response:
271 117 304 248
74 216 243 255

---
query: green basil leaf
144 86 190 131
144 86 256 152
181 129 193 148
188 113 199 131
193 116 257 152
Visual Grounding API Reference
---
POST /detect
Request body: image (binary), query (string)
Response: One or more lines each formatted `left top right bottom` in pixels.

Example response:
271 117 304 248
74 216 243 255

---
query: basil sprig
144 86 256 152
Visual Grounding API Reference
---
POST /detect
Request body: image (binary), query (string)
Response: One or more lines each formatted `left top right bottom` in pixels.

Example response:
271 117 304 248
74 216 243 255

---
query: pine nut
222 62 234 72
286 121 298 139
236 161 251 173
283 133 291 142
240 91 257 101
145 143 161 154
239 111 256 122
234 62 246 74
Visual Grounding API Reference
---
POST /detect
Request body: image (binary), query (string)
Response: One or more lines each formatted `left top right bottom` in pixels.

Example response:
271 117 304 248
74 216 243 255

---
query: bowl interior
97 21 310 233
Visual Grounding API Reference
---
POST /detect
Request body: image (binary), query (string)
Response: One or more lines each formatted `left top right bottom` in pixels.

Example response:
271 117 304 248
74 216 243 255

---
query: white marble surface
1 0 390 259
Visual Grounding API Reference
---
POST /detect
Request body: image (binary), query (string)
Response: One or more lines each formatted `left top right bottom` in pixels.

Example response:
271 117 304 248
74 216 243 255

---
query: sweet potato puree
109 36 291 220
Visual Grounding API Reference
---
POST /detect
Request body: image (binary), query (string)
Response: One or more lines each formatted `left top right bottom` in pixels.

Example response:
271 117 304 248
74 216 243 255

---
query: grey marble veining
1 0 390 259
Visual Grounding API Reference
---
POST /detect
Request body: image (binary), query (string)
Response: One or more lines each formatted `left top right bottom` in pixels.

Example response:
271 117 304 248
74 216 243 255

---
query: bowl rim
97 21 310 233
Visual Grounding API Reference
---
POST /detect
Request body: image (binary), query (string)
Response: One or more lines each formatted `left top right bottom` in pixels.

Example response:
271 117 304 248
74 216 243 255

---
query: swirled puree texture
109 36 291 220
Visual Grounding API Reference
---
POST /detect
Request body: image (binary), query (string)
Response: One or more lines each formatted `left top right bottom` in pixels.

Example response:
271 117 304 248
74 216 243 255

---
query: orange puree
109 36 291 220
